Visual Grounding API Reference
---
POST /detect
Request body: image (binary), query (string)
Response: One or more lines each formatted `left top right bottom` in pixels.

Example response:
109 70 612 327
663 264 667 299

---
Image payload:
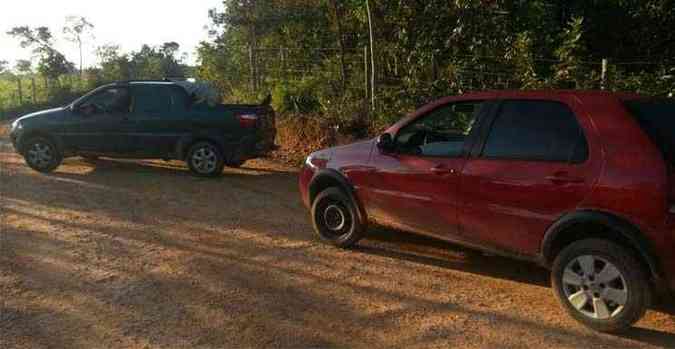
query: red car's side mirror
377 133 395 152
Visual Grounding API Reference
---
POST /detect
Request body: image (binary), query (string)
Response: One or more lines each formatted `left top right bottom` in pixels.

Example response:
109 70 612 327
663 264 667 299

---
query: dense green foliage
2 2 674 126
197 0 675 126
1 20 191 119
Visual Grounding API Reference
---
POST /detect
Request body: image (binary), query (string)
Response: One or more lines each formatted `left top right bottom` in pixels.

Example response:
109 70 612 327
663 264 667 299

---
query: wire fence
238 46 675 115
2 46 673 119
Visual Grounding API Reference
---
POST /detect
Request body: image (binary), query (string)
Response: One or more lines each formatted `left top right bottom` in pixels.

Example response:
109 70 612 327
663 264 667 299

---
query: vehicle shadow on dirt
358 228 675 346
47 158 552 285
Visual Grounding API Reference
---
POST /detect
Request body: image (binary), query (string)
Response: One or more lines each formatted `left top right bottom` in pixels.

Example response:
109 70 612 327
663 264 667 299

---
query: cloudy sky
0 0 224 70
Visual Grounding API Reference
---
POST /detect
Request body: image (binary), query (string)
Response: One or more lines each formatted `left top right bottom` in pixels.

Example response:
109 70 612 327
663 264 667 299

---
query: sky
0 0 224 70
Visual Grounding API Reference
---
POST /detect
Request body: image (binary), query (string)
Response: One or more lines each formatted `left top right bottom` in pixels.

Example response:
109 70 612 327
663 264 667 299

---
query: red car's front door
366 100 487 241
458 97 600 256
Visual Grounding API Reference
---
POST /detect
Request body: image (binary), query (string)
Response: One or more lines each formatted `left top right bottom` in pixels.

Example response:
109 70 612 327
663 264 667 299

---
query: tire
551 239 651 333
311 187 365 248
186 141 225 177
22 136 63 173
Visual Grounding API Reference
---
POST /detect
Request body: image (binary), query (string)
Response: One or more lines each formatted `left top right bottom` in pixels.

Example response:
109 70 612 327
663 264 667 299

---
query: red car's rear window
624 99 675 163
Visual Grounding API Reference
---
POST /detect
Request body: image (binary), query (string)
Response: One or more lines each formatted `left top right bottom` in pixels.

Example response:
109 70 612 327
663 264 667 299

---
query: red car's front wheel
311 187 365 248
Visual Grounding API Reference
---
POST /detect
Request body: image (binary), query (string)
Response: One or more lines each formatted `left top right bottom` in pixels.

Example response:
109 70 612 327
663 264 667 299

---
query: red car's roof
388 90 646 134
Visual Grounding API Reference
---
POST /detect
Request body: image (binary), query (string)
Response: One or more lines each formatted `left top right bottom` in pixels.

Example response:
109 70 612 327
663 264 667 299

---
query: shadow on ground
2 153 674 348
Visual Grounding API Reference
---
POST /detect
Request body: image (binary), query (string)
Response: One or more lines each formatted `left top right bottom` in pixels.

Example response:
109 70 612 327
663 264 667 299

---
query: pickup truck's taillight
238 114 258 128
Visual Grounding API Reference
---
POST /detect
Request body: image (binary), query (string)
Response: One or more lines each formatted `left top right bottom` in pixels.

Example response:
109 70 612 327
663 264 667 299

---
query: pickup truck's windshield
625 99 675 163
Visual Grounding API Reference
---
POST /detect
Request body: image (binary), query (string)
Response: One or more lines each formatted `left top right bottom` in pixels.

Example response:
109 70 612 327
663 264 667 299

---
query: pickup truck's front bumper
8 126 23 154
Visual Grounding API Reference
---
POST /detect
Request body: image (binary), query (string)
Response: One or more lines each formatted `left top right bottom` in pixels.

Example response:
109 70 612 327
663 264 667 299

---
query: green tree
96 44 131 82
6 26 53 54
15 60 32 75
159 41 185 78
554 17 588 88
37 49 74 86
63 16 95 78
7 26 75 89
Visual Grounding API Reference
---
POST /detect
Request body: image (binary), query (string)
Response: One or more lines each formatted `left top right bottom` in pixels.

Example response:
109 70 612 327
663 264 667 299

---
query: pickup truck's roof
111 80 177 86
107 80 220 105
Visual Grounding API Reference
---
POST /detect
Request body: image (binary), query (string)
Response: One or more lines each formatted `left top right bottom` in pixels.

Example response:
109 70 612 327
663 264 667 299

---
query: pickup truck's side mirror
376 133 395 153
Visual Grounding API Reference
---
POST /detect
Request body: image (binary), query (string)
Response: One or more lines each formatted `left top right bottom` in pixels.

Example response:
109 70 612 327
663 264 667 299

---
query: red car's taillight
669 168 675 214
238 114 258 128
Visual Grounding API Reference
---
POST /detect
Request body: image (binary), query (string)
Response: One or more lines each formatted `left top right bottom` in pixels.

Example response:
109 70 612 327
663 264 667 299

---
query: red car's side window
394 101 484 158
480 100 588 163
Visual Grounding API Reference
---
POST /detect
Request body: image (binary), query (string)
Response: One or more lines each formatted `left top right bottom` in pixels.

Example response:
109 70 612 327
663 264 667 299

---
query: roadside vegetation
1 1 674 160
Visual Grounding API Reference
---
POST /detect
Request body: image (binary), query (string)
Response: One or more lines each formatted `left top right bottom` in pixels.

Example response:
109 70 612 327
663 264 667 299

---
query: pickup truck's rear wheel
311 187 365 248
186 142 225 177
23 137 62 173
551 239 650 333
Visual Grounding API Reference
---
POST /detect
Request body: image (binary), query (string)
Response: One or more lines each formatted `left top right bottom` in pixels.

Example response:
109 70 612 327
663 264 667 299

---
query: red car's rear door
458 96 600 256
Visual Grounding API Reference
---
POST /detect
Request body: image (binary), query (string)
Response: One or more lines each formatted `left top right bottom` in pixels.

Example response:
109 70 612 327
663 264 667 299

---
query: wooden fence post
17 78 23 105
601 58 608 90
31 77 37 103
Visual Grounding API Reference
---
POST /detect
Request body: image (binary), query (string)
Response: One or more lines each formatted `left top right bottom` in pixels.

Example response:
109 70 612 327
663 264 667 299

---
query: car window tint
168 86 189 112
482 100 588 163
396 101 482 157
87 88 130 114
132 85 171 114
625 99 675 164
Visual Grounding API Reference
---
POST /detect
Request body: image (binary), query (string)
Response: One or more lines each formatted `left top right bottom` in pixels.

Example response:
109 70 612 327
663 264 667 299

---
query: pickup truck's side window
84 87 130 114
131 85 171 115
168 86 189 112
481 100 588 163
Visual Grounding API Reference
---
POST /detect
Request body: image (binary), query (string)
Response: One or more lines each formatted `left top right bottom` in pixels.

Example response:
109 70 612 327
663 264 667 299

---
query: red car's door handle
430 165 456 175
546 175 584 184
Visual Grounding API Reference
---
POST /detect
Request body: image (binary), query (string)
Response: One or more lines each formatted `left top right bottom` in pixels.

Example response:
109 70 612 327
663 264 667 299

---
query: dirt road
1 132 675 348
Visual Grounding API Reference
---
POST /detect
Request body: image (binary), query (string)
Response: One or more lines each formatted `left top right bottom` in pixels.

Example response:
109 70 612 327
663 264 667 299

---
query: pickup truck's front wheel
23 137 63 173
186 142 225 177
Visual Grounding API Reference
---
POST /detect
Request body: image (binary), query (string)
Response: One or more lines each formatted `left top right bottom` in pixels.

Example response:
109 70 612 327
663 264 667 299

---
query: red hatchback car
299 90 675 333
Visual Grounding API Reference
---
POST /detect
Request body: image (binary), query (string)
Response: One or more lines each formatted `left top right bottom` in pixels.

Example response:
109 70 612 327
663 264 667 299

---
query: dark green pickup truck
9 81 276 176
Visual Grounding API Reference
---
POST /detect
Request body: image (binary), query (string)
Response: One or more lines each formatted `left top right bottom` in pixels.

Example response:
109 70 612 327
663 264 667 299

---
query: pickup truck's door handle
546 174 584 184
430 165 456 175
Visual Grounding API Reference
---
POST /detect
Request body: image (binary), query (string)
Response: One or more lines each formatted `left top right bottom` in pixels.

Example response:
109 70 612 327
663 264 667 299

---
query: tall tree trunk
31 77 36 103
366 0 376 111
330 0 348 93
247 2 259 94
249 45 256 93
79 39 83 79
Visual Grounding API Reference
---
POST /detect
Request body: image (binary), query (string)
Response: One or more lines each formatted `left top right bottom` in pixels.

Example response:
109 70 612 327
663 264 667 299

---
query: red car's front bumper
298 163 315 209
